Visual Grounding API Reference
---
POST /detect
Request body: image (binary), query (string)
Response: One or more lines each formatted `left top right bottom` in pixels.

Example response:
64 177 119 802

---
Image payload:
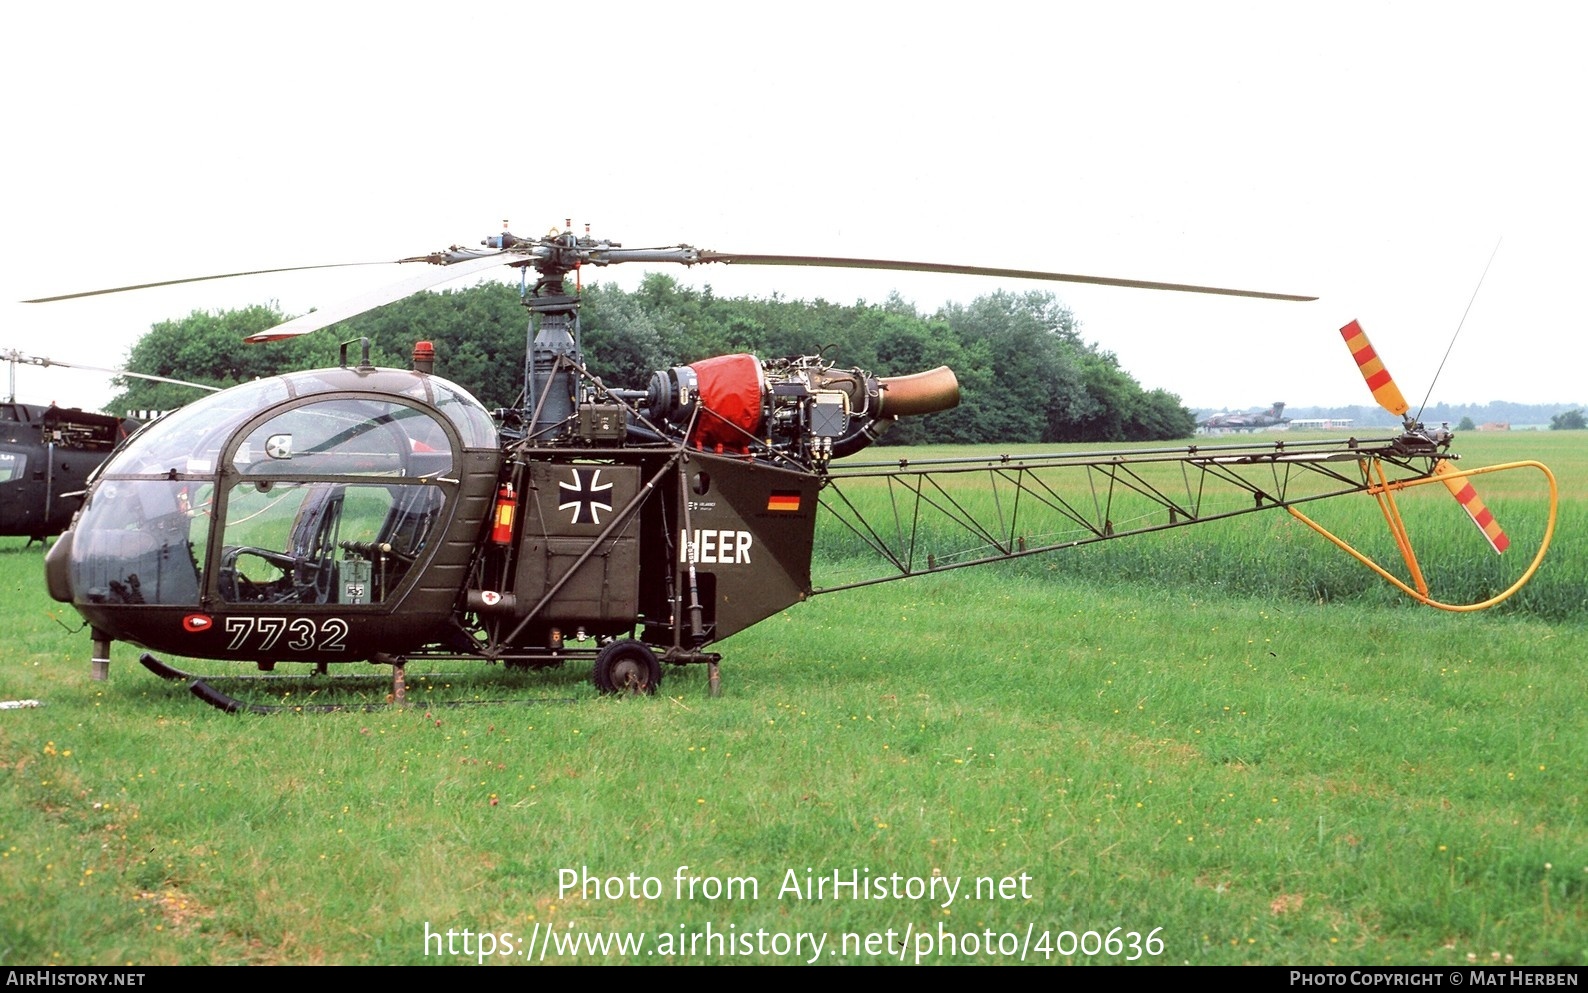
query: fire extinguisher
491 483 517 545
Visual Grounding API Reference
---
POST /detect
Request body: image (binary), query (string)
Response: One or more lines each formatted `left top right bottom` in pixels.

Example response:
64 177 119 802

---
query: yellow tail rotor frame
1286 460 1558 612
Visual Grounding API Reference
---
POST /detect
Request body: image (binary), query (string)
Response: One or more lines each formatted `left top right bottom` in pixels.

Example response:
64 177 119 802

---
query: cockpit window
410 378 498 449
214 398 454 604
69 479 211 605
98 369 497 478
217 480 443 605
232 399 454 478
104 378 291 476
0 450 25 482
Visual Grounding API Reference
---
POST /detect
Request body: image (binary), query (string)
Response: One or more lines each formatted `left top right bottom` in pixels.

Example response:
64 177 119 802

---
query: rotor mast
509 225 585 443
491 223 708 443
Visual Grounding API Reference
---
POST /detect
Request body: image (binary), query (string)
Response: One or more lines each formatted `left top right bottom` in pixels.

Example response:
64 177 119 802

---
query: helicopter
1 349 219 541
30 224 1557 709
1199 401 1289 433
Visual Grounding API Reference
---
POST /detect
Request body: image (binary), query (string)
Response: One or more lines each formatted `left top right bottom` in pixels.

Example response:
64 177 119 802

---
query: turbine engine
644 354 960 462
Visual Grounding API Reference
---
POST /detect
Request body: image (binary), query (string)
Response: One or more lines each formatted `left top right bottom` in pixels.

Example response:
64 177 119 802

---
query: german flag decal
767 491 801 512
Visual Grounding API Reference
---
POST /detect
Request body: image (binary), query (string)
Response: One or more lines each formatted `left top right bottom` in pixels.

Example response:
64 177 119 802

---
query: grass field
1 431 1583 965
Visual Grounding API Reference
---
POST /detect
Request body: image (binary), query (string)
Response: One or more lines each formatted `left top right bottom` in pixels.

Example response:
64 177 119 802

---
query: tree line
112 276 1197 444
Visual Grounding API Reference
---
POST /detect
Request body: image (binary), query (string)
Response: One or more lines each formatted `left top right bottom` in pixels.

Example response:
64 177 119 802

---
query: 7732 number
224 617 349 653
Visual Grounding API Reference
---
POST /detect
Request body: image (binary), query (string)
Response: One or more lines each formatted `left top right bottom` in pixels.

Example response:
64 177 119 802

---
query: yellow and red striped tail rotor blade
1340 320 1410 417
1433 459 1510 554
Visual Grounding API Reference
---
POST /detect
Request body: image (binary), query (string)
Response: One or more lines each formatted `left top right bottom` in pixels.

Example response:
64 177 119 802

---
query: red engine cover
689 353 765 452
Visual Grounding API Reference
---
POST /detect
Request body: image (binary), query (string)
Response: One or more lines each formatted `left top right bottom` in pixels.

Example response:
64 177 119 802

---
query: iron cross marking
559 468 615 525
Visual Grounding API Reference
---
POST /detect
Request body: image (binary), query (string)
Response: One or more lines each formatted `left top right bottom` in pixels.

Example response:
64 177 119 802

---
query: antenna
1416 239 1502 421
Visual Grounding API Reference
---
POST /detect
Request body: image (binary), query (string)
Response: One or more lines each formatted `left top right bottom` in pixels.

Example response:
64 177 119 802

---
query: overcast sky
4 1 1583 414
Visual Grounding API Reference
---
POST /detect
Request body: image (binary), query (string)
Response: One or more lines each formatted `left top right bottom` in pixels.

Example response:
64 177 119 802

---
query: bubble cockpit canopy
64 368 497 609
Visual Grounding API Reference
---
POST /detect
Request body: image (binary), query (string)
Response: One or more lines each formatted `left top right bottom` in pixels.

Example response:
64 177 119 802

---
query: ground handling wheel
592 640 662 695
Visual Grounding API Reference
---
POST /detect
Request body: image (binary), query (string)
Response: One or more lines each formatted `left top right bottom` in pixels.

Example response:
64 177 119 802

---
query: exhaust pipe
876 366 960 417
831 366 961 458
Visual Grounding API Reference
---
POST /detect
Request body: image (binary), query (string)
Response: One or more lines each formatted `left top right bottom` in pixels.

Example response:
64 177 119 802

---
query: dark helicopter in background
1 349 218 541
26 224 1555 709
1198 401 1289 433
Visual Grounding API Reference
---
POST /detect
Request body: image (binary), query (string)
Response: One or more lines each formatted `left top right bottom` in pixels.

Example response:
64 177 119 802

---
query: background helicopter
30 225 1555 709
1 349 218 541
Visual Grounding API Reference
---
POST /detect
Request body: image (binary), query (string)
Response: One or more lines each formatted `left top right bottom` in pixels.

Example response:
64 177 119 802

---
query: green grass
1 430 1583 966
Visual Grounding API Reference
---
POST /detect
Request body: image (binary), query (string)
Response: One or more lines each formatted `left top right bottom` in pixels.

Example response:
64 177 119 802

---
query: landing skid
136 653 577 715
137 653 413 684
187 678 390 715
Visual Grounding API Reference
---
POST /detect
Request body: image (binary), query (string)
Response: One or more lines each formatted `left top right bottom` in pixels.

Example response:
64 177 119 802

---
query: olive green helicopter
26 223 1557 711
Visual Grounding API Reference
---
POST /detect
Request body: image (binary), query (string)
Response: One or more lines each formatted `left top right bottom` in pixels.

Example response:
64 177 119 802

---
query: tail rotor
1339 319 1411 423
1432 459 1510 554
1339 319 1508 556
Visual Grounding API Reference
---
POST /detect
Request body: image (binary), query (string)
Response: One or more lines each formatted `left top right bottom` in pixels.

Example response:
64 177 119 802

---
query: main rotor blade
1 349 220 392
244 253 512 343
696 252 1317 302
50 361 221 393
22 262 394 303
